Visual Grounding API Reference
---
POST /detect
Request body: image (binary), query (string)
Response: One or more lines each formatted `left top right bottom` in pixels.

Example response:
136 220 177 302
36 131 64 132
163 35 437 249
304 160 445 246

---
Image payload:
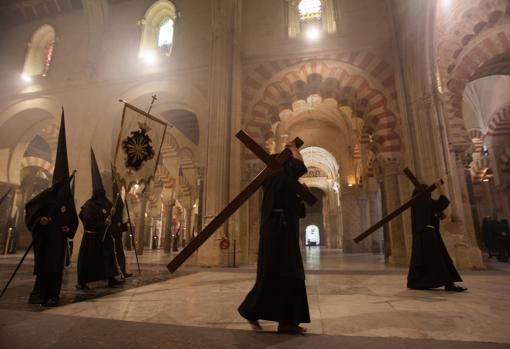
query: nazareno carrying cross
353 167 444 243
166 131 318 273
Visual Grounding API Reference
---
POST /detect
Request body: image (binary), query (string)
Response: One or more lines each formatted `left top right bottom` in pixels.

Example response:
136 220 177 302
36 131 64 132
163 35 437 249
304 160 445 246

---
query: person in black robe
110 177 132 277
407 180 467 292
238 141 310 334
26 111 79 307
76 149 122 289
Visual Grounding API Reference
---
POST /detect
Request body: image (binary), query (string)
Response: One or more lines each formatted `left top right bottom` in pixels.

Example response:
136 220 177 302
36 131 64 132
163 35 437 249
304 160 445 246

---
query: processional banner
113 102 167 190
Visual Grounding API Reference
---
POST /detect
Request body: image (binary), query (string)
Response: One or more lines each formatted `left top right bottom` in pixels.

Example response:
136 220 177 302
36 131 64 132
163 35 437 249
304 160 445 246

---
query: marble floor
1 248 510 348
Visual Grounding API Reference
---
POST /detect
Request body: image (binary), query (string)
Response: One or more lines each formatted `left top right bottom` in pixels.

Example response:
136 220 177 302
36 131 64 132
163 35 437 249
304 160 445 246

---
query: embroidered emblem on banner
122 122 155 171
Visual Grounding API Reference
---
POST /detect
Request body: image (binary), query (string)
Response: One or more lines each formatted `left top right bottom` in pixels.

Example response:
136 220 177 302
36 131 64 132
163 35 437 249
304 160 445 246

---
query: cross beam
353 168 442 243
166 130 317 273
235 131 317 206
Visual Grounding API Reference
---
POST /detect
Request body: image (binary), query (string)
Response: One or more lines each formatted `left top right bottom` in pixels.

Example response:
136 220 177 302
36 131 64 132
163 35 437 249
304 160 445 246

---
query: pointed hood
90 148 105 194
52 109 70 185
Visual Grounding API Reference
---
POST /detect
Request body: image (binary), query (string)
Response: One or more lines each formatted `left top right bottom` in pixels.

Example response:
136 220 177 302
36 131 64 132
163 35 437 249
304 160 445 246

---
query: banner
114 102 167 190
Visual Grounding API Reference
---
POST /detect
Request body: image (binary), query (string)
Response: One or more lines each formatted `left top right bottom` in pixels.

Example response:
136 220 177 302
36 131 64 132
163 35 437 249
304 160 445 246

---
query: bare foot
248 320 263 332
277 324 307 335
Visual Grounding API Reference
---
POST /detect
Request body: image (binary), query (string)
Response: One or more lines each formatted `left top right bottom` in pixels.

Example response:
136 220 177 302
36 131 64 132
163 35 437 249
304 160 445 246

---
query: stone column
440 152 484 269
134 193 148 256
368 189 383 254
197 0 236 266
381 161 408 266
496 187 510 221
161 200 175 252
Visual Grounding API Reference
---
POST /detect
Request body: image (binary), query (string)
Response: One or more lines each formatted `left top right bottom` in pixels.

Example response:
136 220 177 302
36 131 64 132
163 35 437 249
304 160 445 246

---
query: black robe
110 205 128 276
77 194 119 284
238 157 310 325
25 182 78 301
407 193 462 289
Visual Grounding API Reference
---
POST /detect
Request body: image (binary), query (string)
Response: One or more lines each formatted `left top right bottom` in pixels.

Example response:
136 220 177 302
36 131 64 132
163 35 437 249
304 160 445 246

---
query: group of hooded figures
23 113 466 331
25 113 131 307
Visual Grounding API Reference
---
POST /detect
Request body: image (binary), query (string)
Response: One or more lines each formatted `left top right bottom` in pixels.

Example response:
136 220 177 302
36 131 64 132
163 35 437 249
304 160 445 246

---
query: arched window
22 24 56 78
287 0 336 39
158 17 174 55
139 0 177 62
298 0 322 24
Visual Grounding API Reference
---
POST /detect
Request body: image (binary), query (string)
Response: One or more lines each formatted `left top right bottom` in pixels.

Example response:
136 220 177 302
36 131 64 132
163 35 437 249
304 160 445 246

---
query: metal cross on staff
166 130 318 273
353 167 443 243
147 94 157 114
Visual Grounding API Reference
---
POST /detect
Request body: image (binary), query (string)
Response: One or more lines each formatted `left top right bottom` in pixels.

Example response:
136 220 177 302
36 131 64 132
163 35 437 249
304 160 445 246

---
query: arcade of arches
0 0 509 271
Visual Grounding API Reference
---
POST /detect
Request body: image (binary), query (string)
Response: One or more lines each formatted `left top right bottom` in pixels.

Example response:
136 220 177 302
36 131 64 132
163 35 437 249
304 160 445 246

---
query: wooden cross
166 130 318 273
353 168 442 243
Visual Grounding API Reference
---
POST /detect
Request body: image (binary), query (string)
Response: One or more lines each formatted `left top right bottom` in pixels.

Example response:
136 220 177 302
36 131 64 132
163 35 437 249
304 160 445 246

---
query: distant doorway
305 224 320 246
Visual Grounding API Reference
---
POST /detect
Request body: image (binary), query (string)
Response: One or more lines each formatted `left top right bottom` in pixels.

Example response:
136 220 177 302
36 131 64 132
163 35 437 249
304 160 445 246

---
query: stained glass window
298 0 322 22
42 41 54 77
158 17 174 55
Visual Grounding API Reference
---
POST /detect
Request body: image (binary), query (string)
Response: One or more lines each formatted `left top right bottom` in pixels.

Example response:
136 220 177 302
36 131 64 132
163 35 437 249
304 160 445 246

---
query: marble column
197 0 236 266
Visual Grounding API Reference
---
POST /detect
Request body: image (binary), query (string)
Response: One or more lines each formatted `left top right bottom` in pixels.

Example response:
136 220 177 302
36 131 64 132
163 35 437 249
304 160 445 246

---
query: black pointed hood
52 109 70 185
90 148 105 194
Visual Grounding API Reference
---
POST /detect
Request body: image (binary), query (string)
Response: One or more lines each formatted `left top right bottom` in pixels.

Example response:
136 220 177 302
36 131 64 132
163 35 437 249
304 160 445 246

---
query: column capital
380 158 401 176
454 148 473 169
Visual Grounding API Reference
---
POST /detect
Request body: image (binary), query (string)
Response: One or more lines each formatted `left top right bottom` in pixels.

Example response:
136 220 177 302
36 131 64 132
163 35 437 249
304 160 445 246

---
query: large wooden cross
167 130 318 273
353 168 442 243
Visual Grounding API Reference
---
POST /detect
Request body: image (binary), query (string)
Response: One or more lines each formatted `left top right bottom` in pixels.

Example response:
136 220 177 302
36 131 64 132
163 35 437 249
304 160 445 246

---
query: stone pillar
440 152 484 269
196 169 205 233
496 187 510 221
341 186 370 253
197 0 236 266
381 161 408 266
162 200 175 252
368 189 383 254
134 193 148 255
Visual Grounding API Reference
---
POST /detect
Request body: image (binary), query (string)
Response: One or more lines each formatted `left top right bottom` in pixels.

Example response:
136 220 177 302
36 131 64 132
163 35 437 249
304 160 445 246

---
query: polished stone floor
1 248 509 348
0 248 190 312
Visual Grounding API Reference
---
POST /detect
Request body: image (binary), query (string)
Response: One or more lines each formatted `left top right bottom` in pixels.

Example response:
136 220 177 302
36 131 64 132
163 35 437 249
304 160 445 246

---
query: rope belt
425 225 435 229
84 230 99 234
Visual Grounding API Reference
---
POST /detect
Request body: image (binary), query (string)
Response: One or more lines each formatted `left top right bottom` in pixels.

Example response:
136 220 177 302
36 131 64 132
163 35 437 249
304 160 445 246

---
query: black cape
77 193 119 284
238 157 310 325
25 181 78 300
407 193 462 289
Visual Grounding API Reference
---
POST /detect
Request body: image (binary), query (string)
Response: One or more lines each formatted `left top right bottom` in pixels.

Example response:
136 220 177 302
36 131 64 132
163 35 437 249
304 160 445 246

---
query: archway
300 147 342 249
